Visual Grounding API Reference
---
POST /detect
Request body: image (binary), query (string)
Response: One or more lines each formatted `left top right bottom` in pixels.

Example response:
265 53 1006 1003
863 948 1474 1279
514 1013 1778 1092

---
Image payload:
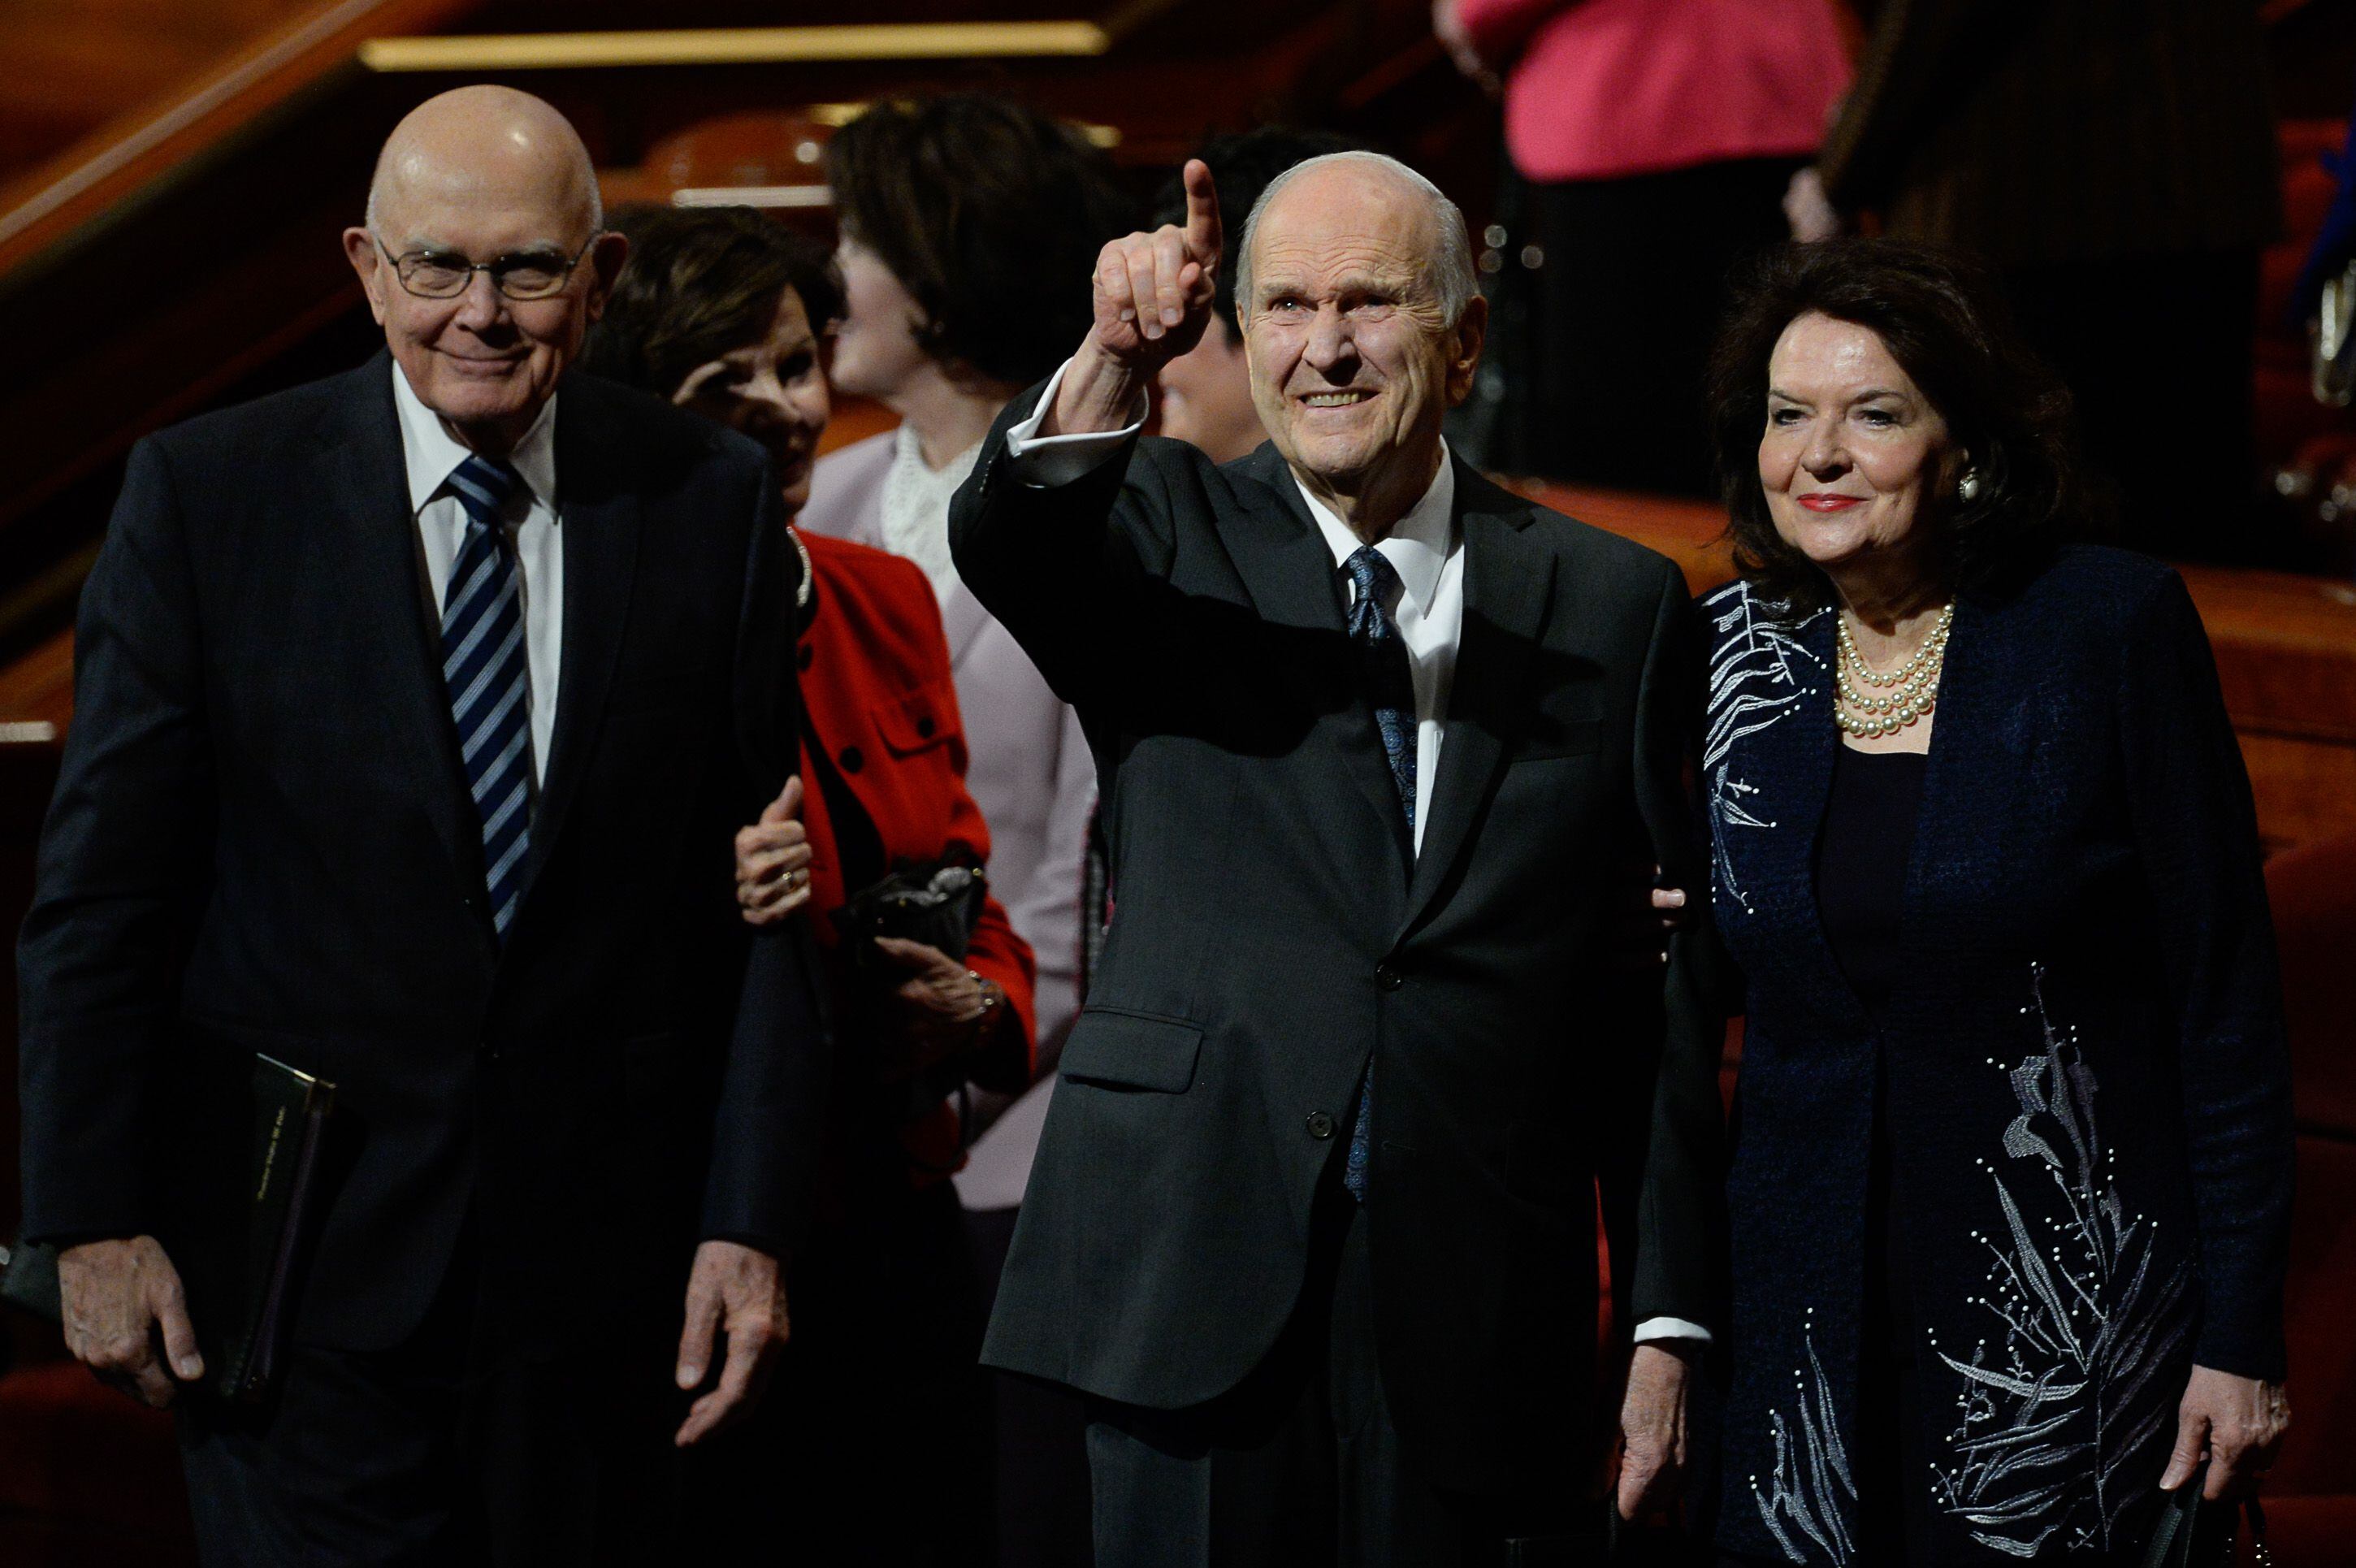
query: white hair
1232 150 1475 326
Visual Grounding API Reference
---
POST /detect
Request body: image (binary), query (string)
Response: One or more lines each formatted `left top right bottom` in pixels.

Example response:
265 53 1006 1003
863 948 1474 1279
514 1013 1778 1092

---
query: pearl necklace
1834 600 1954 739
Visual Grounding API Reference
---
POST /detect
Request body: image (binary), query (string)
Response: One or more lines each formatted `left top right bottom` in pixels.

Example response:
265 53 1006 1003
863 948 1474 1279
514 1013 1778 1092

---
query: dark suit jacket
1819 0 2280 269
1702 548 2293 1560
950 393 1725 1494
16 353 826 1359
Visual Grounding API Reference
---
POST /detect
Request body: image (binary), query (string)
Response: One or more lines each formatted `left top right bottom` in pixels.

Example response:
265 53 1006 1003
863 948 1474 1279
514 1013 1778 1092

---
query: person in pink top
1436 0 1851 494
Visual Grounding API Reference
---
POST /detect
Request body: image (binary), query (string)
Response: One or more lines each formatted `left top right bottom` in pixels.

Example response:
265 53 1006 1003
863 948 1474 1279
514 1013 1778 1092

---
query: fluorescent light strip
672 185 833 210
359 23 1111 71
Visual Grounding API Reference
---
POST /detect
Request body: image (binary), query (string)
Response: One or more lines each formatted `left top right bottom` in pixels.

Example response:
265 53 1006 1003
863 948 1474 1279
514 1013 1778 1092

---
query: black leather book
0 1051 336 1404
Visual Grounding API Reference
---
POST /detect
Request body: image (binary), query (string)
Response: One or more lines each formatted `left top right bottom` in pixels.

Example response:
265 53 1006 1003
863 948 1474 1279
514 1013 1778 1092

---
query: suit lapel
513 381 643 911
1399 471 1554 935
1221 447 1415 881
310 357 478 886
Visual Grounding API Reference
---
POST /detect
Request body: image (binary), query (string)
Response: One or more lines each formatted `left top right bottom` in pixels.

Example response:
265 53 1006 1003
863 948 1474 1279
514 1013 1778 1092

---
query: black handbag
2142 1466 2272 1568
828 862 986 977
829 863 990 1135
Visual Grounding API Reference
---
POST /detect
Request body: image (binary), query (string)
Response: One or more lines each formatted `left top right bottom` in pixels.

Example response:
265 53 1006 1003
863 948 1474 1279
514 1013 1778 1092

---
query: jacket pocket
875 681 955 756
1059 1007 1203 1093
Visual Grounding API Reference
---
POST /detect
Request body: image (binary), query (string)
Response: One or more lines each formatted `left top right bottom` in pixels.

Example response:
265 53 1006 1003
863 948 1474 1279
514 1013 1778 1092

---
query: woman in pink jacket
1437 0 1851 494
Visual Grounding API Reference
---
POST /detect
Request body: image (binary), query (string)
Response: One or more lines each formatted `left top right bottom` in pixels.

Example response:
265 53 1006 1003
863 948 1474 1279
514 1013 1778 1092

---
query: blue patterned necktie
1342 544 1417 1201
440 454 533 938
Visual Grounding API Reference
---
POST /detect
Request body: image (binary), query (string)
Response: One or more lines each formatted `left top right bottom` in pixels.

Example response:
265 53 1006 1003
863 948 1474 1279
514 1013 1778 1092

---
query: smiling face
343 88 623 453
1759 311 1955 578
670 287 832 515
1240 162 1482 518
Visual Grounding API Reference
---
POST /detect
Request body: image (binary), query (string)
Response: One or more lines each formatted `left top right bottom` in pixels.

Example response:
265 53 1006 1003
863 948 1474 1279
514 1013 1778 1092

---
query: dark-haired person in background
795 97 1133 1565
1697 240 2293 1563
581 204 1040 1562
1150 126 1360 465
800 91 1130 1211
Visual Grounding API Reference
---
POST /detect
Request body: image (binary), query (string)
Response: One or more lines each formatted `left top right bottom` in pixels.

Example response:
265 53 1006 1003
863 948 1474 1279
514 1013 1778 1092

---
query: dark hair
578 204 842 397
1151 126 1362 332
1706 238 2090 613
826 93 1137 388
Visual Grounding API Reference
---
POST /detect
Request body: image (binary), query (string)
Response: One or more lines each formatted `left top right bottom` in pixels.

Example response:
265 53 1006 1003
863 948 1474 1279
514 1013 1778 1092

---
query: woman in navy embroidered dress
1698 241 2294 1564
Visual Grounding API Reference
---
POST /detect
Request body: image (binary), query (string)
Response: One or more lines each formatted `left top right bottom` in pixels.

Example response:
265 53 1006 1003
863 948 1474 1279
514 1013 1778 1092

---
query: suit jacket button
839 745 864 774
916 716 936 739
1374 964 1402 992
1306 1111 1336 1139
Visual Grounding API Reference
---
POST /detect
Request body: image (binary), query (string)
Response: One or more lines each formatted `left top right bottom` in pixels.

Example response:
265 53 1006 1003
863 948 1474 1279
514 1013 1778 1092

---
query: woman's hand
871 936 998 1081
734 777 812 926
2162 1365 2291 1500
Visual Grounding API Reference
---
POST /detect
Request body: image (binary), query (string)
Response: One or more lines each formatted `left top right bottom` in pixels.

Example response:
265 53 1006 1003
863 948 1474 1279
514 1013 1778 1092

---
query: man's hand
673 1239 789 1446
1615 1341 1696 1521
1613 861 1691 971
734 775 811 927
58 1236 204 1408
2161 1365 2290 1501
1047 159 1223 438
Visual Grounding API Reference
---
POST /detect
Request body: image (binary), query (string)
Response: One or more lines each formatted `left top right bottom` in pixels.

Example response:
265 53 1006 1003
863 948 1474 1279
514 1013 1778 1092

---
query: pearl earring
1957 466 1982 502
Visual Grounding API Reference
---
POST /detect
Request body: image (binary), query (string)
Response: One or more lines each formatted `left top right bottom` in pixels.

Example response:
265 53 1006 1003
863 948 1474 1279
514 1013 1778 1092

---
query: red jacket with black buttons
792 529 1037 1185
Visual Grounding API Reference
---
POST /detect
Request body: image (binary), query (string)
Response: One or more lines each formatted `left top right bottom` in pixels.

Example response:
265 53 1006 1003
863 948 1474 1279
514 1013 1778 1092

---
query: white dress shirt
391 362 563 786
1006 360 1708 1345
1294 459 1459 855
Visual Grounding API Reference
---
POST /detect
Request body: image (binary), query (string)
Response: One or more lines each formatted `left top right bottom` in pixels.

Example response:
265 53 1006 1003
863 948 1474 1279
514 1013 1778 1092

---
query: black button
839 746 864 774
796 643 814 671
1306 1111 1336 1139
1374 964 1402 992
916 716 936 739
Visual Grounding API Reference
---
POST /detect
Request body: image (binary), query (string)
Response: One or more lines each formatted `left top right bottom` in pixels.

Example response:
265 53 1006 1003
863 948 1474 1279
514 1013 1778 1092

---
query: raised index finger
1182 158 1222 269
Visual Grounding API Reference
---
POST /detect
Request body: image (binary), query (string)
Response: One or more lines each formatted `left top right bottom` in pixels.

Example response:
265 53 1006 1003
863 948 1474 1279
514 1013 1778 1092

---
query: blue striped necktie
440 454 533 938
1342 544 1417 1202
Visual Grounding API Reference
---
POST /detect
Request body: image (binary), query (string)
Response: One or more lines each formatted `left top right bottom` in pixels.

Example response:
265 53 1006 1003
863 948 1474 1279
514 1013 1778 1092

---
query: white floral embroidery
1751 1307 1858 1564
1933 964 2194 1557
1703 581 1826 913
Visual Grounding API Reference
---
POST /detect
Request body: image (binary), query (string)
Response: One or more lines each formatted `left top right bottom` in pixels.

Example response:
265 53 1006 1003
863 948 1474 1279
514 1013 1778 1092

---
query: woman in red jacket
582 204 1036 1562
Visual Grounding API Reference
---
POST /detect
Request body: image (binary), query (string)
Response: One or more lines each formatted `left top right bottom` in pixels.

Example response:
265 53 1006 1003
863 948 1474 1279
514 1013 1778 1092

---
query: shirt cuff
1003 357 1149 487
1632 1316 1712 1346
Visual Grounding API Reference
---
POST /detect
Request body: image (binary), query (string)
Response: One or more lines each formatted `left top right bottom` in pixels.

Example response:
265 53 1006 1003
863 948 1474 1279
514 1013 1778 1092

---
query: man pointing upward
951 153 1723 1562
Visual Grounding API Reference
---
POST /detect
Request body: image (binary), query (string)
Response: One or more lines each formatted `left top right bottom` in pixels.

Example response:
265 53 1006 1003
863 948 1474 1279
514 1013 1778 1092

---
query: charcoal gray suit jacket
951 388 1724 1492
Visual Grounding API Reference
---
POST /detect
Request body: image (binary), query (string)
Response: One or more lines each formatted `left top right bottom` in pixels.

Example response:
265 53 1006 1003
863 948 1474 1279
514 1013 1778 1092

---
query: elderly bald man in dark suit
18 85 824 1563
951 150 1726 1564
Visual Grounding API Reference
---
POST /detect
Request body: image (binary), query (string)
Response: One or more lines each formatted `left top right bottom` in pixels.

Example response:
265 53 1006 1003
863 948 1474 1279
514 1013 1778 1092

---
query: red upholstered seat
2267 831 2356 1136
2259 830 2356 1560
0 1361 192 1565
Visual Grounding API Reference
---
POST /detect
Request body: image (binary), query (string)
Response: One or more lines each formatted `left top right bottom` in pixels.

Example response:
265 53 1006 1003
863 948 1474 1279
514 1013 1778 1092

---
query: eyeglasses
375 235 598 301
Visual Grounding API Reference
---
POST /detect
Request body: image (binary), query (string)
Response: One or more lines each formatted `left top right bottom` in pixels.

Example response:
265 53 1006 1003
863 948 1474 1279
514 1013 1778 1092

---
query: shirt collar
1293 440 1457 614
390 358 561 520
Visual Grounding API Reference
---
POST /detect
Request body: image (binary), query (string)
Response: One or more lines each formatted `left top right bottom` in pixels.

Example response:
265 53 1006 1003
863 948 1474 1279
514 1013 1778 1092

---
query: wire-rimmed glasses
375 235 598 301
